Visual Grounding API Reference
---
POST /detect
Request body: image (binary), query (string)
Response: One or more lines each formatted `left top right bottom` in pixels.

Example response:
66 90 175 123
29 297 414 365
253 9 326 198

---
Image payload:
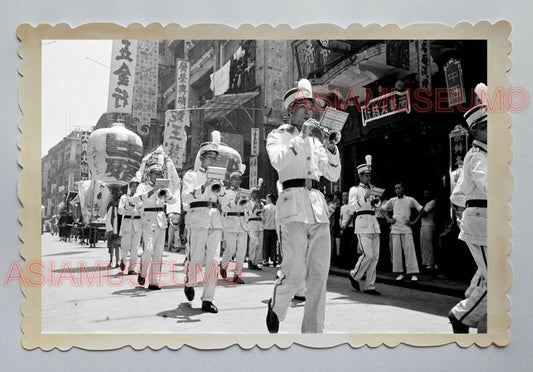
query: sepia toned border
17 21 512 350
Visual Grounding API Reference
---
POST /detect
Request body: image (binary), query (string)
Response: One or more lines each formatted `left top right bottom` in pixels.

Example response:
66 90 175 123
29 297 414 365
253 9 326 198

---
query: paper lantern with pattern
87 122 143 187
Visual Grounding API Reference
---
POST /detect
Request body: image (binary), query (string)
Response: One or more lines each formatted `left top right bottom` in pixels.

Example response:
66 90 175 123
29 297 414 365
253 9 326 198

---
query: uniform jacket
451 140 487 245
246 200 264 232
181 168 228 229
348 183 380 234
118 193 142 235
266 123 340 224
221 187 247 232
134 183 177 230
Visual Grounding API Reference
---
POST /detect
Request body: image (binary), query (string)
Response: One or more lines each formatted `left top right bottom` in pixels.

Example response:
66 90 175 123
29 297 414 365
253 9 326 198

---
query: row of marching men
104 143 281 314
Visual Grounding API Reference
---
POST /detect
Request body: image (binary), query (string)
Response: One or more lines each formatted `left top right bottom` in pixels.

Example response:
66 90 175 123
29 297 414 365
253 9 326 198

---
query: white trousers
140 227 166 285
350 233 380 291
121 227 141 272
420 224 435 267
271 222 330 333
391 233 419 274
248 229 264 265
451 242 487 330
185 227 222 302
221 230 247 276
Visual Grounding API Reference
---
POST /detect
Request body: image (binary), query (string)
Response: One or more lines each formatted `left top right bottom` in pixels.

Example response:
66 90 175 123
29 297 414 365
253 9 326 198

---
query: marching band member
220 171 248 284
134 163 178 290
118 177 142 275
347 155 381 295
265 79 341 333
181 133 228 313
448 83 489 333
245 184 264 270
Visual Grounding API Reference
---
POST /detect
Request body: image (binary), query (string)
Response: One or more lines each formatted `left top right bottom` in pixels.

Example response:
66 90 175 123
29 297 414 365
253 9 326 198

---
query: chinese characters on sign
449 125 470 172
80 131 90 180
361 91 411 127
163 59 190 169
251 128 259 156
418 40 432 90
132 40 159 136
444 58 466 107
108 40 138 114
249 156 258 188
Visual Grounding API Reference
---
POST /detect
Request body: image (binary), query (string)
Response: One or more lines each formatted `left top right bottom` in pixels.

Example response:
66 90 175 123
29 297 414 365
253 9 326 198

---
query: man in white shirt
245 188 264 270
261 194 278 266
265 79 340 333
381 182 423 281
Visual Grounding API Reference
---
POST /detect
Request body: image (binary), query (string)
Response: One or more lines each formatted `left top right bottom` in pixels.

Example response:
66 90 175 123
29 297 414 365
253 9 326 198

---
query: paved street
40 233 459 334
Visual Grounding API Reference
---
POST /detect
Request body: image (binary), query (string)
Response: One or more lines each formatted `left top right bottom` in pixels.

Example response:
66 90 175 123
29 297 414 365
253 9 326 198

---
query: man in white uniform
448 83 488 333
181 141 228 313
134 163 178 290
347 156 381 295
220 171 248 283
265 79 341 333
245 188 264 270
118 177 142 275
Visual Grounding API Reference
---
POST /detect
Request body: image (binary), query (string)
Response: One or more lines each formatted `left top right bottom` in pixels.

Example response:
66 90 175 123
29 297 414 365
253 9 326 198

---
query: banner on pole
107 40 138 114
164 59 190 169
251 128 260 156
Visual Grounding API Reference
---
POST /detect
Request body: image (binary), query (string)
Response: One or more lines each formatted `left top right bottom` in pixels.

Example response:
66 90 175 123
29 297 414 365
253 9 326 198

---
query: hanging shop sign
80 131 90 180
417 40 432 90
249 156 258 188
132 40 159 136
107 40 138 114
361 91 411 127
444 58 466 107
251 128 260 156
163 58 190 169
449 124 470 172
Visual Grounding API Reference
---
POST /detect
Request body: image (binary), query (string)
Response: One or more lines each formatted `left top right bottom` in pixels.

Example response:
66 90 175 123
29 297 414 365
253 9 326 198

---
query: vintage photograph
19 23 511 349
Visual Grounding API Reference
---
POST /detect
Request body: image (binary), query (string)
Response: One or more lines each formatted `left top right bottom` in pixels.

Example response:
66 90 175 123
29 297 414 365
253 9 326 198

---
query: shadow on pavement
43 250 92 257
157 303 203 323
111 286 150 297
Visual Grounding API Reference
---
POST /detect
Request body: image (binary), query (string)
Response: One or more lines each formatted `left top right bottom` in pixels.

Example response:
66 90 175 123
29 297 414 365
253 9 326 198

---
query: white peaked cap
357 154 372 175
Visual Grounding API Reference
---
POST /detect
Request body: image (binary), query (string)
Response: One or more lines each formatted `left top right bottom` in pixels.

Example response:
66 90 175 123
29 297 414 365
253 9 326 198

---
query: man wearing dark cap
265 79 341 333
448 83 489 333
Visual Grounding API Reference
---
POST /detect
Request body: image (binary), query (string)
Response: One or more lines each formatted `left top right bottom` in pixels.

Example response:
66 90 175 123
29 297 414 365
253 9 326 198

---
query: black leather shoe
148 284 161 290
119 261 125 271
220 265 227 279
127 270 136 275
137 274 145 286
266 299 279 333
233 276 245 284
348 274 360 291
293 295 306 302
184 286 195 301
201 301 218 313
364 289 381 296
448 311 469 333
251 265 262 270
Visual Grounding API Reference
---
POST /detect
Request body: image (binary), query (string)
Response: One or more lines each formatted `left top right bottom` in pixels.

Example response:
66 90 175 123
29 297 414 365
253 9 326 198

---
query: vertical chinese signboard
132 40 159 136
444 58 466 107
417 40 432 90
251 128 259 156
108 40 138 114
449 125 470 172
249 156 258 188
163 59 190 169
80 131 90 181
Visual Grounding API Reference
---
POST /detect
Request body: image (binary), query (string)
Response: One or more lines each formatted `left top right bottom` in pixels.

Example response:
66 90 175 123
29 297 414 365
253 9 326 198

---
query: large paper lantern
87 122 143 187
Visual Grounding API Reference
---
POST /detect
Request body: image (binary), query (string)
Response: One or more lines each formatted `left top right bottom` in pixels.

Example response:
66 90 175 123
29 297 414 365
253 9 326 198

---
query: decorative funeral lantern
87 122 144 188
194 131 246 184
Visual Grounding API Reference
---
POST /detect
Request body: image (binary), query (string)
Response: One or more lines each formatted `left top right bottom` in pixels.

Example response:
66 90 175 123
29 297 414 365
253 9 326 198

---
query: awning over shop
202 91 259 123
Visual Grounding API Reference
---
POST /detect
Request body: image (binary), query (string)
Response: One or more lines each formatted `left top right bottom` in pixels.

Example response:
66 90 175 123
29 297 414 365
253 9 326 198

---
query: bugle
369 186 385 208
303 118 342 145
237 188 252 205
206 166 227 194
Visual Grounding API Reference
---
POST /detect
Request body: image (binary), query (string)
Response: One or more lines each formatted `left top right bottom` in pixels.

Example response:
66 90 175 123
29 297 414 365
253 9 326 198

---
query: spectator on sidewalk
261 193 278 267
381 181 423 282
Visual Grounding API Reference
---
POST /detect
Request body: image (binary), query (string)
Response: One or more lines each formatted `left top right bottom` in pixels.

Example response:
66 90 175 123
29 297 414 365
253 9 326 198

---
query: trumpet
237 188 252 205
210 181 223 194
206 166 227 194
302 119 342 145
157 188 169 199
369 186 385 208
